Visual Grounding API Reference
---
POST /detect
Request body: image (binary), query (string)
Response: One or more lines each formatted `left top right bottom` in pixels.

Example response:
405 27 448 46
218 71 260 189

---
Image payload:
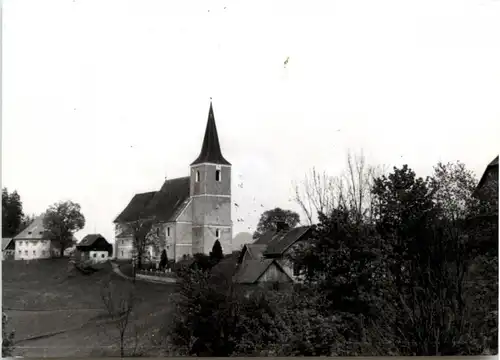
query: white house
13 215 78 260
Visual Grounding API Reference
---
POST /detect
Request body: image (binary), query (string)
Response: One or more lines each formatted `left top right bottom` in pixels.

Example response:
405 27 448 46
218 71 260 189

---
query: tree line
163 155 497 356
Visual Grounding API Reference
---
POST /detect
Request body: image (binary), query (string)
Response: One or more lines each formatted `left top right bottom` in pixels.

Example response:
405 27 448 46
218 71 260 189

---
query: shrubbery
165 162 498 356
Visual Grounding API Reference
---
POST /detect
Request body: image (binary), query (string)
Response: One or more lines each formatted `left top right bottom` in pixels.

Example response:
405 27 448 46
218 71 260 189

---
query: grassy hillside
2 259 176 357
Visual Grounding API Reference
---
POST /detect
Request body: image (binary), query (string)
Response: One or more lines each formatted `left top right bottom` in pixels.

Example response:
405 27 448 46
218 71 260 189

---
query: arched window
215 169 221 182
215 229 220 238
196 170 200 182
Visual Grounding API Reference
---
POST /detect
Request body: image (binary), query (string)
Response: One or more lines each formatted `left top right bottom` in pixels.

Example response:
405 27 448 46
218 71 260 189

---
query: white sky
2 0 499 244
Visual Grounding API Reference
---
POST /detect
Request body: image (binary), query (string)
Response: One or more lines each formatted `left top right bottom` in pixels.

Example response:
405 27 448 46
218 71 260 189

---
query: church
114 102 232 262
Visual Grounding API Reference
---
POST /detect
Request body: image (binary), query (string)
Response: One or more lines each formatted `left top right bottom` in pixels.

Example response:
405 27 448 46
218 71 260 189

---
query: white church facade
114 102 232 262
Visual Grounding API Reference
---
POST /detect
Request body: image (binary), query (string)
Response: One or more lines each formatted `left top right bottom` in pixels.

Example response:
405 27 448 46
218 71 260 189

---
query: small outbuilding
76 234 113 263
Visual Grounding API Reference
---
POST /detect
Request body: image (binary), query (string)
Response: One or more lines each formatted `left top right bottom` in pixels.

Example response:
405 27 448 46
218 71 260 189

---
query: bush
2 311 15 357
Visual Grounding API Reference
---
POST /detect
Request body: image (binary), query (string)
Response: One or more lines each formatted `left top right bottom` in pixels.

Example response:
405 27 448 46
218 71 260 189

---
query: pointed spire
191 101 231 166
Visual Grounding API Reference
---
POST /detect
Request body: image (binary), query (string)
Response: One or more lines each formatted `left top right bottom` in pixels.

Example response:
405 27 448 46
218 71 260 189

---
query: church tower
189 102 232 255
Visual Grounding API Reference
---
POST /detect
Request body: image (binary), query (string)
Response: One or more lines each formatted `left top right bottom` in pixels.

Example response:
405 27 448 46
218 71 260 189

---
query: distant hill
232 232 253 251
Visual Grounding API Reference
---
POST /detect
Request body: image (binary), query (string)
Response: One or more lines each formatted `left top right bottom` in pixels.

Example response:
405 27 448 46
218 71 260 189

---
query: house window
24 250 28 255
167 227 170 237
215 229 220 238
121 251 124 257
93 253 97 258
33 250 36 255
101 254 105 258
121 240 124 245
18 250 21 255
42 251 46 256
195 170 200 182
215 169 221 182
39 231 43 235
28 232 32 235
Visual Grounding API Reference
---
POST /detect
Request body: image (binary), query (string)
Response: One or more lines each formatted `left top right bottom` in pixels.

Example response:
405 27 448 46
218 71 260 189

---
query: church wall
191 197 231 225
175 222 193 261
201 226 232 255
116 236 134 260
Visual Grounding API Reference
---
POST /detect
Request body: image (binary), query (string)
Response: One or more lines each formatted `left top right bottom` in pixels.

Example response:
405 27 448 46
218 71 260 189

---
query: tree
210 240 224 263
100 276 137 357
2 311 15 357
293 150 385 225
432 161 480 220
2 188 25 237
126 218 161 272
43 201 85 257
160 249 168 270
253 207 300 239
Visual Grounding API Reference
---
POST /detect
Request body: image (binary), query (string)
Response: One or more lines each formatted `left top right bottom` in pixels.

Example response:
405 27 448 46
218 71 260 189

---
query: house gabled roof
114 176 191 224
251 226 312 257
233 258 292 284
13 215 50 240
191 102 231 166
473 155 499 197
237 243 267 264
78 234 108 247
13 214 79 242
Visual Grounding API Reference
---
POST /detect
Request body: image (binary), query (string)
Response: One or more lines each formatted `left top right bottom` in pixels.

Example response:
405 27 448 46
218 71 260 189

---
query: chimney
276 221 289 232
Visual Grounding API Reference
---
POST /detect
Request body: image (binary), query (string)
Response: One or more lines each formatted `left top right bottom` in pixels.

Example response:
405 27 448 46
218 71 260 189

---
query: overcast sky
3 0 499 244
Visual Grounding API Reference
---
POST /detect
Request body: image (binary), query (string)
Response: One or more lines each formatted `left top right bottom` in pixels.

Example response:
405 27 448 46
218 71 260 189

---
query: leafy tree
2 188 25 237
43 200 85 257
160 249 168 270
2 311 15 357
253 207 300 239
210 240 224 263
126 219 160 272
432 161 480 220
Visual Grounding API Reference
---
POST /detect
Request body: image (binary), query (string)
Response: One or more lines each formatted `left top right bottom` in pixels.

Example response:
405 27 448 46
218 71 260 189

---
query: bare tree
293 150 385 224
100 276 137 357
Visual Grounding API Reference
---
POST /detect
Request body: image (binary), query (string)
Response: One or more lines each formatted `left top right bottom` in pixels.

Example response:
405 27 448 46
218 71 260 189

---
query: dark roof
234 259 274 284
475 155 499 194
252 230 277 245
264 226 311 256
2 238 14 251
251 226 311 257
143 177 191 222
191 102 231 166
12 214 77 242
211 253 240 281
114 191 157 223
114 177 191 223
78 234 108 247
238 244 267 264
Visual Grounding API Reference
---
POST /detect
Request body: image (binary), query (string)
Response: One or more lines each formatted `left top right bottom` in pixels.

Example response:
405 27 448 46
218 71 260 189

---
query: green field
2 259 176 357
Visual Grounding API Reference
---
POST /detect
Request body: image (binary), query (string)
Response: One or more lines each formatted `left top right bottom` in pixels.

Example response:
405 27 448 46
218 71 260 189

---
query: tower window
195 170 200 182
215 229 220 238
167 227 171 236
215 169 221 182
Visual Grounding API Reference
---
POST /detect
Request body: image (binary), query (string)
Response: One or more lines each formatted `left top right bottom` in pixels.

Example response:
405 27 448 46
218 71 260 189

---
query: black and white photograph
1 0 499 357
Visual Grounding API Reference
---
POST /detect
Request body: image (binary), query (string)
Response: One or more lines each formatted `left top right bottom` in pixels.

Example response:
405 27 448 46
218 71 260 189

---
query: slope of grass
2 259 176 357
